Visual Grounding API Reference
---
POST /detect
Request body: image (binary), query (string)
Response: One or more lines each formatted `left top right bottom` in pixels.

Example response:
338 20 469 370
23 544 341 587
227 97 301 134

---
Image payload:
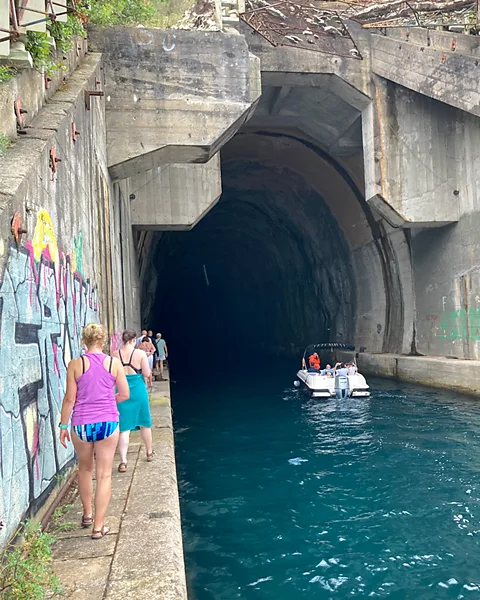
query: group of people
59 324 159 540
135 329 168 389
303 351 358 377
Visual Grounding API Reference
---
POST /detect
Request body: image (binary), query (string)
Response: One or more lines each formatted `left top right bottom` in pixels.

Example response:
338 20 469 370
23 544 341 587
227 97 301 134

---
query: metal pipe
10 0 19 30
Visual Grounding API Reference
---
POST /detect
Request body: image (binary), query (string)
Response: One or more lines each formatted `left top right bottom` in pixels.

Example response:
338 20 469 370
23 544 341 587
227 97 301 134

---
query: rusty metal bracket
14 98 27 131
84 90 105 110
11 212 27 245
49 146 61 180
72 122 80 142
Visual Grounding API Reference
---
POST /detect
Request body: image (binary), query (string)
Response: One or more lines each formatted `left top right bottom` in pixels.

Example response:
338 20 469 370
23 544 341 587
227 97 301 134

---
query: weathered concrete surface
239 19 372 98
130 155 222 230
0 37 88 139
362 76 475 227
88 27 261 180
371 30 480 118
238 21 371 159
358 353 480 397
52 375 187 600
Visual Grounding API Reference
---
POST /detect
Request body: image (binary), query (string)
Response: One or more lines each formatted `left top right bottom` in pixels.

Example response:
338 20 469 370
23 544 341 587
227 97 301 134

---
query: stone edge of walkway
359 352 480 396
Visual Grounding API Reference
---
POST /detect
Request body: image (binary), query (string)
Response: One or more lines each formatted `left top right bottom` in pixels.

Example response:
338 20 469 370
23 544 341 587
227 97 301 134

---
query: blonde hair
82 323 107 348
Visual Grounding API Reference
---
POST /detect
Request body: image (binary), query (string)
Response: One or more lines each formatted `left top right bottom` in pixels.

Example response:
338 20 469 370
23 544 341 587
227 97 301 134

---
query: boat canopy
304 343 355 354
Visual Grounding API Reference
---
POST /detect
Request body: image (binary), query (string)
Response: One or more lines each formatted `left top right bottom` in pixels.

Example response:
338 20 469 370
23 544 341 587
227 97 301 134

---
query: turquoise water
174 372 480 599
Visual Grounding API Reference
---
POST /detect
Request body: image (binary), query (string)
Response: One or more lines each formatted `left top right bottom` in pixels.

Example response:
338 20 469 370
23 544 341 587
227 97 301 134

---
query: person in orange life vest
306 352 320 373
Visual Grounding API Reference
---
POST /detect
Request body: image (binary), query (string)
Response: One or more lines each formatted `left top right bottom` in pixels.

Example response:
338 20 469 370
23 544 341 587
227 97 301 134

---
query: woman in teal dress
112 330 154 472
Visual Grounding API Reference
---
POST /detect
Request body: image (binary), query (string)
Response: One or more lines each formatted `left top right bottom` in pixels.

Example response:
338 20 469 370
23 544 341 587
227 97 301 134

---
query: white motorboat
294 343 370 399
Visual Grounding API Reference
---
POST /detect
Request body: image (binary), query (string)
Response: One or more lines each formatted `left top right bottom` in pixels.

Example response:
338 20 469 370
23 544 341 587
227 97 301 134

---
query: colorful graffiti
0 210 98 548
440 308 480 341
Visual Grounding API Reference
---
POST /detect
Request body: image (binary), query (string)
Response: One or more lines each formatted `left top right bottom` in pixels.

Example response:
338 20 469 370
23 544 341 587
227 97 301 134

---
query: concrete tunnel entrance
139 130 412 362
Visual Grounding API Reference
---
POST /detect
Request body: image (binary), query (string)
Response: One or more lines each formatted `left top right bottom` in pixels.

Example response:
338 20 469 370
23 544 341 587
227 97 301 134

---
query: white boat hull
295 370 370 398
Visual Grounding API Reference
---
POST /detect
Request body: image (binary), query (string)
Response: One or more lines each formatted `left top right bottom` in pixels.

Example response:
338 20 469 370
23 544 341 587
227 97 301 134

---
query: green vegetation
0 521 62 599
0 133 9 156
86 0 157 26
50 15 86 53
25 8 86 74
48 504 76 534
25 31 57 73
85 0 193 28
0 66 17 83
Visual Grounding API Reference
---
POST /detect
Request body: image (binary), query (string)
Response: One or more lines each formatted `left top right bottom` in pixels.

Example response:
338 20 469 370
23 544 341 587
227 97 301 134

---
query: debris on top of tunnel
345 0 478 30
240 0 362 57
172 0 220 31
173 0 478 44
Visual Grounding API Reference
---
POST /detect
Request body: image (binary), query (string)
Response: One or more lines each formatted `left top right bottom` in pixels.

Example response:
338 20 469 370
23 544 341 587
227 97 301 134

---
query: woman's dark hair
122 329 137 344
142 336 149 342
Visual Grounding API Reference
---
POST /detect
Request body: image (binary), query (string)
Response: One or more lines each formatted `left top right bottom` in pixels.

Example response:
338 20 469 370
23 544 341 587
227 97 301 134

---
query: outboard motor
335 375 350 399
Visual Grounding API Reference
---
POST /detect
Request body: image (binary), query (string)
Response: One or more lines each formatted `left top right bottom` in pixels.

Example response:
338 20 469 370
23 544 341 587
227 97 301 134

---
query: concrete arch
143 131 414 357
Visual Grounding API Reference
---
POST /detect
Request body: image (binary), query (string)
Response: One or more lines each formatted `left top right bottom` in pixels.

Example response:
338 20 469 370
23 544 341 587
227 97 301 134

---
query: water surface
174 373 480 599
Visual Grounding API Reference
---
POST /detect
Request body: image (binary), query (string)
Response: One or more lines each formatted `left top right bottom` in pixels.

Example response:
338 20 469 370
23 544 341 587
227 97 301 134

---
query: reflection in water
174 375 480 599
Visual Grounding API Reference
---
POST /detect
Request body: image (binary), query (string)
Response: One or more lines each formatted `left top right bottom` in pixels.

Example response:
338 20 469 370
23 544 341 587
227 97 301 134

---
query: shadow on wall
0 210 99 548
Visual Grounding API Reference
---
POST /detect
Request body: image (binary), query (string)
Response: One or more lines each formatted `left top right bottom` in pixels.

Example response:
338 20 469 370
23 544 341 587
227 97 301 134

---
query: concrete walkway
51 374 187 599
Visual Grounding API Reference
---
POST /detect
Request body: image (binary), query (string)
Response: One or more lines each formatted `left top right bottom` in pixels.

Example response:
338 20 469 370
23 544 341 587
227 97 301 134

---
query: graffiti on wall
440 308 480 341
0 210 99 547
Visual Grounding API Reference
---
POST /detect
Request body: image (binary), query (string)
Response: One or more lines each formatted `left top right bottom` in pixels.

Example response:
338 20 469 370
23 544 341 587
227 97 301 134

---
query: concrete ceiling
245 72 368 156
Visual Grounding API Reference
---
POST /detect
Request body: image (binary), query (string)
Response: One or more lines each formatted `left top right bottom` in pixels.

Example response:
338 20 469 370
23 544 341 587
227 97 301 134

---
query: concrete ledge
371 33 480 117
358 353 480 396
105 389 187 600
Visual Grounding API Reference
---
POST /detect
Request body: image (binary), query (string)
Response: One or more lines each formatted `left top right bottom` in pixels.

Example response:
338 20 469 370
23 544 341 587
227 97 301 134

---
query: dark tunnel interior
144 134 359 362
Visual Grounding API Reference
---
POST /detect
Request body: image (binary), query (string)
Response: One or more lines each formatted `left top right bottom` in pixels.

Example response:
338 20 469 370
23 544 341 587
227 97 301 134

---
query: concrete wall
359 353 480 397
0 55 133 548
363 77 464 227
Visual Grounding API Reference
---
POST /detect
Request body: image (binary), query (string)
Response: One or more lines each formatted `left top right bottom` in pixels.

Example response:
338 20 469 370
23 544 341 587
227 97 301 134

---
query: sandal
118 462 127 473
81 515 93 528
91 525 110 540
146 451 155 462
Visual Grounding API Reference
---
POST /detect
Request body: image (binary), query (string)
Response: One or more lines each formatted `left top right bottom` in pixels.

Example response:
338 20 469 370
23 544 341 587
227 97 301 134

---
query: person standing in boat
112 330 154 473
303 351 321 372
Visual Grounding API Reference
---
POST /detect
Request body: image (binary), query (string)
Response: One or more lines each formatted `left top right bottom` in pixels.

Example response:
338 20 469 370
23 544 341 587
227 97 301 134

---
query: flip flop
81 515 93 528
118 462 127 473
91 525 110 540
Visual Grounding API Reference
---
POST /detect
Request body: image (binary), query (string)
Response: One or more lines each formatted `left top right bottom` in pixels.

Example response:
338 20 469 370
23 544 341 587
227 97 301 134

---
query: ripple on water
176 378 480 600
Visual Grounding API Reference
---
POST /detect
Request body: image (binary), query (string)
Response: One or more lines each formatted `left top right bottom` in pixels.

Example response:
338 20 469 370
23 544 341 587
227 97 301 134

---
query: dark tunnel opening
143 133 363 366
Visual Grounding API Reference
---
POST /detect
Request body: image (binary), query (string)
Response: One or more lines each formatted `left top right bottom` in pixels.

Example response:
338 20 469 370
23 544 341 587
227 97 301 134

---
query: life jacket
309 354 320 370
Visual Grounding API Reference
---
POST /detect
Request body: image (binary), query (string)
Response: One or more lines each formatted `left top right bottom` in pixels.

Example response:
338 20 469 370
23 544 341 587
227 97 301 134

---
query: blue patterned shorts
72 421 119 442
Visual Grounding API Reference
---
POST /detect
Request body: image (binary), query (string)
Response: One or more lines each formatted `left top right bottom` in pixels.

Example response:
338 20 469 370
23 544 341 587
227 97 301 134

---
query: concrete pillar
363 76 460 227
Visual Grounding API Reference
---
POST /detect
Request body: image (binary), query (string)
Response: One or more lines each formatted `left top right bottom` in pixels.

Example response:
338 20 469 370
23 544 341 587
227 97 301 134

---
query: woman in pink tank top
59 323 129 539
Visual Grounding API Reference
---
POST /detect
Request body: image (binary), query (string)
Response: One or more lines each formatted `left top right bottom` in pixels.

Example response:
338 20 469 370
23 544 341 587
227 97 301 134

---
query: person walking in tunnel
154 333 168 380
112 330 154 473
59 323 130 539
136 329 148 348
138 335 156 390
